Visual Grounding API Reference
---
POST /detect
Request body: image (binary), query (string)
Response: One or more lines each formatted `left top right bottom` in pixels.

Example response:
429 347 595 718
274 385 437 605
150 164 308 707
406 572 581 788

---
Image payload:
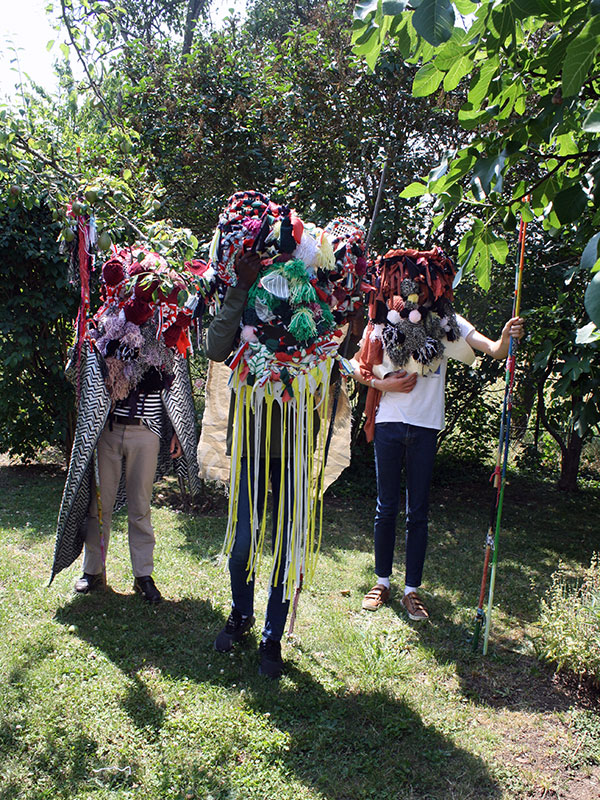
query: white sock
376 576 390 589
404 585 418 596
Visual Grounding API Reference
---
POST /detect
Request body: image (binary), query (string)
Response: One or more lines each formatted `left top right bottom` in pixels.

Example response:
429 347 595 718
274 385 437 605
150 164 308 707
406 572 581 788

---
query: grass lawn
0 455 599 800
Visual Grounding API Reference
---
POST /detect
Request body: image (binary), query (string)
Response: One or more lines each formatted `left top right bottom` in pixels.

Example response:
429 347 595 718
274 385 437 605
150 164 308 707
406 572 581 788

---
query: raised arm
205 251 261 362
466 316 525 360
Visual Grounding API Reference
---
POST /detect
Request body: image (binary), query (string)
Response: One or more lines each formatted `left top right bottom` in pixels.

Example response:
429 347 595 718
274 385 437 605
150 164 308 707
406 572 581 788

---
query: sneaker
74 573 104 594
362 583 391 611
401 591 429 621
259 638 283 679
214 608 255 652
133 575 162 604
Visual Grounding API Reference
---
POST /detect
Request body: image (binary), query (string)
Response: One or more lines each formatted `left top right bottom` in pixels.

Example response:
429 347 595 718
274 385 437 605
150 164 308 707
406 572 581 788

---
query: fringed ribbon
221 355 335 601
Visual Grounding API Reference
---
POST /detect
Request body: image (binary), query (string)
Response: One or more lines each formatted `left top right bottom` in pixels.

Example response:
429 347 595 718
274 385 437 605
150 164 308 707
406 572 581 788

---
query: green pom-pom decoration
290 281 317 306
283 258 309 282
289 307 317 343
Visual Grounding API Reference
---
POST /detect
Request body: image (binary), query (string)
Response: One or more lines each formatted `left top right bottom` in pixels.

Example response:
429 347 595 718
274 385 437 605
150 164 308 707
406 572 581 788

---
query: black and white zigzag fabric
50 347 200 583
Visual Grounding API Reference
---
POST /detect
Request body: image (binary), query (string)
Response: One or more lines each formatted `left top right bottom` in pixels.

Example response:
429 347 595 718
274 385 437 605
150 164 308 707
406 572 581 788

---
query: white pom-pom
387 309 401 325
370 323 384 341
409 309 422 324
241 325 258 343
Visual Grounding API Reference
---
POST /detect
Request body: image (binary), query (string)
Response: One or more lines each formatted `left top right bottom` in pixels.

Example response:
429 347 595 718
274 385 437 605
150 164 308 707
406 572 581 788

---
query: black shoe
133 575 162 604
74 573 104 594
259 638 283 679
214 608 255 652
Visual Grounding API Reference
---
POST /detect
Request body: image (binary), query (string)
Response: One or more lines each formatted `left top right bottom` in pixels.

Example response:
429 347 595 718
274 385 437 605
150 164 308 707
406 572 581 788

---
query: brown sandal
362 583 391 611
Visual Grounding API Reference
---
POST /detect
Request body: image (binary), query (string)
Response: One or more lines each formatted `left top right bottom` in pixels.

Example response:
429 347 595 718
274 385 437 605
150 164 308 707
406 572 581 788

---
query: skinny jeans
228 457 291 642
373 421 438 588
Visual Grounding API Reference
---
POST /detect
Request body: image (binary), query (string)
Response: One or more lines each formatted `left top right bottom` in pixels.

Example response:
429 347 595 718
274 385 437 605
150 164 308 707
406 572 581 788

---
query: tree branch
59 0 123 130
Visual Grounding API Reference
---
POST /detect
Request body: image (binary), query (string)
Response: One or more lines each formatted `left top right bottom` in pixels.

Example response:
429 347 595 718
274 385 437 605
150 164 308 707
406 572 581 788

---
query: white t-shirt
375 315 475 431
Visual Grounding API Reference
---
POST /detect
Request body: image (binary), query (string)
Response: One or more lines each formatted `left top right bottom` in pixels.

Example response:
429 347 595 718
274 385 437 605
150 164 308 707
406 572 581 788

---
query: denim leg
228 458 266 618
263 458 291 642
404 426 438 588
373 423 407 578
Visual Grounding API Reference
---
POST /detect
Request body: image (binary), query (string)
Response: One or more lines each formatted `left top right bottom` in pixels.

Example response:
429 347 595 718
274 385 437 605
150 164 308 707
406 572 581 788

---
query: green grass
0 457 599 800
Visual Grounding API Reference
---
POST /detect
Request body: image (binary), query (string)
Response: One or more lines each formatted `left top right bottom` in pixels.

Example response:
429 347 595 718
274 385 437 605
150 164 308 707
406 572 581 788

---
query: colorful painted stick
473 215 527 653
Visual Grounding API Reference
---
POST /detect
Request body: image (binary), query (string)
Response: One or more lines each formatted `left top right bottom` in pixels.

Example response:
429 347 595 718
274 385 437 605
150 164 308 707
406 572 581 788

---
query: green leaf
512 0 543 18
412 62 445 96
381 0 409 14
59 42 69 60
468 59 499 109
474 237 492 290
354 0 380 21
585 272 600 327
454 0 479 12
471 150 507 197
580 232 600 272
399 182 429 198
434 35 470 71
443 56 472 91
553 184 588 224
489 235 509 264
412 0 455 46
562 16 600 98
575 321 600 344
46 39 55 51
583 101 600 132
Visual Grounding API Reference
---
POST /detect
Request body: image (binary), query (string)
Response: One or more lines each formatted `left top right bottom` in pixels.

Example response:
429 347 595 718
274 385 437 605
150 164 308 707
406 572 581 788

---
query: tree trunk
557 427 583 492
182 0 204 56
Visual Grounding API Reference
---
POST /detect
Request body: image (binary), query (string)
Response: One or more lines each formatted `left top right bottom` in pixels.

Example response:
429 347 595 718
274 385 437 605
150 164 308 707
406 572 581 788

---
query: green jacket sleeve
204 286 249 362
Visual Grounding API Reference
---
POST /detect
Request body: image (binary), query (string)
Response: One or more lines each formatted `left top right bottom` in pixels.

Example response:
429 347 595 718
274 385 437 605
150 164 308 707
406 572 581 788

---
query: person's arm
205 252 261 362
352 366 417 393
466 316 525 360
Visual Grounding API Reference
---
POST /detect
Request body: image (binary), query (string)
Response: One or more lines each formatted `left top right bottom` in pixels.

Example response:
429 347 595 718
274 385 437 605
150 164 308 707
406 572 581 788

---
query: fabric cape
50 343 200 583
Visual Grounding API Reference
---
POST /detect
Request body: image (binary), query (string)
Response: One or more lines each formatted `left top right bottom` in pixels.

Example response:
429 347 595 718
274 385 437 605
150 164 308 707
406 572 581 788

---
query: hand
501 316 525 346
170 433 183 459
235 250 261 291
378 370 417 393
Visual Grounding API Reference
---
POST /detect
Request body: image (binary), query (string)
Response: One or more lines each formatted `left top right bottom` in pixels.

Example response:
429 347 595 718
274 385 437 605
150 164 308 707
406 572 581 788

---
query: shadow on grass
54 590 502 800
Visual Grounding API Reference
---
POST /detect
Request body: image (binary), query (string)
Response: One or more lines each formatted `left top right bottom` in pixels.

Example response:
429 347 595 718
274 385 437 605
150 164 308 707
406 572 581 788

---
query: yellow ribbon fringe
222 357 334 601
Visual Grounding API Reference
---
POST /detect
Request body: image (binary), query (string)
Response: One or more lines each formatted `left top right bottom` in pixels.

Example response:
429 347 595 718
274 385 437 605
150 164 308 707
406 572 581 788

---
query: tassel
289 307 317 342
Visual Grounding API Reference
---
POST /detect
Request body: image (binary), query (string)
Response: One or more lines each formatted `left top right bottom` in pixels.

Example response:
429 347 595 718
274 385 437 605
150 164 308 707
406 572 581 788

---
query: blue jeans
373 422 438 588
228 458 291 641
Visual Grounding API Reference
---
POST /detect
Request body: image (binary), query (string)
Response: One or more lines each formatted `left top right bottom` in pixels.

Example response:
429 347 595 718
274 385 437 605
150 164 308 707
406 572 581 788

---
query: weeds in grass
536 553 600 684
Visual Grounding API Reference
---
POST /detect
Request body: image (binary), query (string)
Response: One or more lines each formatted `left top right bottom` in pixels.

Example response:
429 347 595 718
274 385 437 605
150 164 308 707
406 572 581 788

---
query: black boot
74 573 104 594
133 575 162 604
214 608 255 652
259 638 283 679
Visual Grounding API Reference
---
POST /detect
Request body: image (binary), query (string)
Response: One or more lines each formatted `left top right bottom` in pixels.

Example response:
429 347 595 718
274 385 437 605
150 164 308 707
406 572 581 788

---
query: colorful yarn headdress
209 192 368 599
364 246 461 373
86 245 198 403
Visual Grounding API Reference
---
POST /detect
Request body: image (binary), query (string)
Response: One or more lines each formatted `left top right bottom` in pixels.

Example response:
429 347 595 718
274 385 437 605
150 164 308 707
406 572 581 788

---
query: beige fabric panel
197 360 231 485
197 360 351 490
321 380 351 491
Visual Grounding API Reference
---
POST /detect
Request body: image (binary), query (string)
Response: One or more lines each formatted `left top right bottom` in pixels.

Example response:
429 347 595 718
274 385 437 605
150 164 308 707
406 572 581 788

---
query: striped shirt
113 390 163 438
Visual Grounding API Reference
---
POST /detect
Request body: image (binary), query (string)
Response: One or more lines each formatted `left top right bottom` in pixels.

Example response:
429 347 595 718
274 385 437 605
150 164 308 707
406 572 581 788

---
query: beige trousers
83 421 160 578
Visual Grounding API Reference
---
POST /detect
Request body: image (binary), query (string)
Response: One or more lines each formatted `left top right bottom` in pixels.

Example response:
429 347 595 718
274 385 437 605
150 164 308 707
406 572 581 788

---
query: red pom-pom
123 297 154 325
102 258 125 287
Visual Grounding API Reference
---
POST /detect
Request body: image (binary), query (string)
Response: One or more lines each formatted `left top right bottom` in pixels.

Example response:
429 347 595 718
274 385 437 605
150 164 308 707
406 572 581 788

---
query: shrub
536 554 600 685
